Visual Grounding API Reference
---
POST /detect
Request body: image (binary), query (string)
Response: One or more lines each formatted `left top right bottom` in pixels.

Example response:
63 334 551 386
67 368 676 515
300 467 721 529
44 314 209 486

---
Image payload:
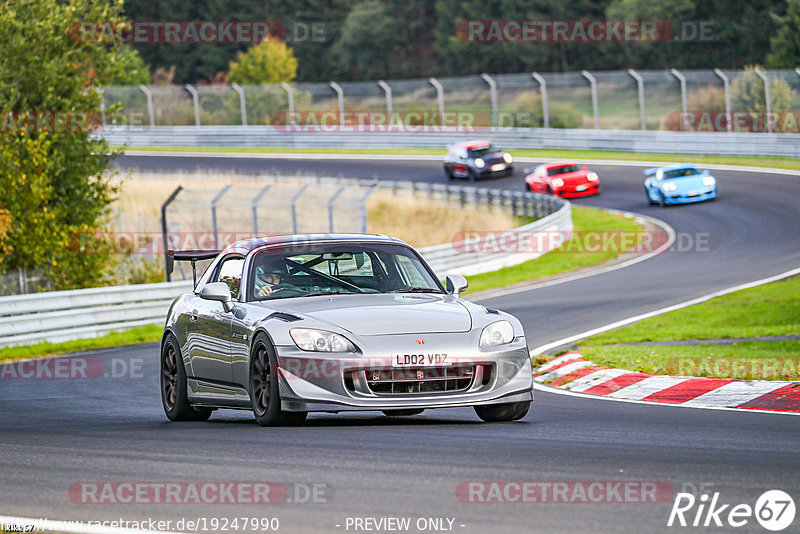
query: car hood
264 293 473 335
664 176 708 192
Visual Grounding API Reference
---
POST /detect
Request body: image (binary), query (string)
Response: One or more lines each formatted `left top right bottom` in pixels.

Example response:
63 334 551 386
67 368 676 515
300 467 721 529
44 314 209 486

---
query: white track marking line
472 211 676 301
533 382 800 416
529 266 800 357
682 380 794 408
0 515 180 534
606 376 689 400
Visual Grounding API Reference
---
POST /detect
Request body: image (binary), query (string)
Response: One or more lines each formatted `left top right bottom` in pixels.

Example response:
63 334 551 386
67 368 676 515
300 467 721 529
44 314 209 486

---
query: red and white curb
533 351 800 413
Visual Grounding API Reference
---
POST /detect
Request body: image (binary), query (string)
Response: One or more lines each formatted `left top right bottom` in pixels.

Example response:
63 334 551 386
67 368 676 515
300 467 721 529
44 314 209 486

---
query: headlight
474 158 485 168
479 320 514 348
703 176 715 186
290 328 356 352
503 153 513 164
551 178 564 188
586 171 598 182
663 182 677 192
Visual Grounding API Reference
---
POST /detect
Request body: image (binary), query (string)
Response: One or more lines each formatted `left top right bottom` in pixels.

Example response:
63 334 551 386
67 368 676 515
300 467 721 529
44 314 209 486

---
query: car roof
449 140 493 150
541 161 577 168
658 163 699 172
220 233 408 256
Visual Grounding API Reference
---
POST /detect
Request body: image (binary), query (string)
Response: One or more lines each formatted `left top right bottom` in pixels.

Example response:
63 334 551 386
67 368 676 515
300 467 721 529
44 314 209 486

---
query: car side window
214 257 244 300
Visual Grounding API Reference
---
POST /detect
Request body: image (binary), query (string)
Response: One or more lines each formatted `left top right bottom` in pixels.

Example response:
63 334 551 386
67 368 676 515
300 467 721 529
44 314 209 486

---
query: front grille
362 365 485 395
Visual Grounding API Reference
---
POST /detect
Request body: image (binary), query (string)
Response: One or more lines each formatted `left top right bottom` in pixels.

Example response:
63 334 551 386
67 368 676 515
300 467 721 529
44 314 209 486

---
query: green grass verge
0 324 162 364
466 205 643 294
575 276 800 380
583 276 800 345
123 146 800 172
579 342 800 381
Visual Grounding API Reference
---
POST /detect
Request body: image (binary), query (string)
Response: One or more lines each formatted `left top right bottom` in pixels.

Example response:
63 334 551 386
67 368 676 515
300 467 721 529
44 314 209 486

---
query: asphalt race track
1 153 798 533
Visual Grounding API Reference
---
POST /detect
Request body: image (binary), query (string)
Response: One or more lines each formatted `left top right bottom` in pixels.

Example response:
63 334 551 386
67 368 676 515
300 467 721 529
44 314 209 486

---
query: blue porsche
644 164 717 206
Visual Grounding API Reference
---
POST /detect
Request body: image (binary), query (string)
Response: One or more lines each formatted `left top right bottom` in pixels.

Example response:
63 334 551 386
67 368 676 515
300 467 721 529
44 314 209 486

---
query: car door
187 255 244 395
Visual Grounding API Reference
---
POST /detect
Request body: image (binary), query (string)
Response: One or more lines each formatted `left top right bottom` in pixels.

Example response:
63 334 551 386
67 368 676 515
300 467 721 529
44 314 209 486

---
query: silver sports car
160 234 533 426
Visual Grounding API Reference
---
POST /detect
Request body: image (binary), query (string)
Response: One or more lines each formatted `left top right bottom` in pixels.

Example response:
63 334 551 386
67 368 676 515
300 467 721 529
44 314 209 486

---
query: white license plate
576 185 587 191
688 190 698 196
392 353 449 368
490 163 506 172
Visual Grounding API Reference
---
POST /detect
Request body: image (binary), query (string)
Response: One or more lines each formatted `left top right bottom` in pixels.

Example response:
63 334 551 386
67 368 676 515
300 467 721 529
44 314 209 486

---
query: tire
546 185 554 196
474 401 531 422
160 333 212 422
249 334 308 427
645 187 655 205
444 167 454 180
382 409 425 417
468 169 477 182
658 191 666 207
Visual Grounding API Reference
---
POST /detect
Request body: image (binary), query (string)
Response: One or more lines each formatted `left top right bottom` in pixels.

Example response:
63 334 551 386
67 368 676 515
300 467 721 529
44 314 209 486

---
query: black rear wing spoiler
166 249 221 285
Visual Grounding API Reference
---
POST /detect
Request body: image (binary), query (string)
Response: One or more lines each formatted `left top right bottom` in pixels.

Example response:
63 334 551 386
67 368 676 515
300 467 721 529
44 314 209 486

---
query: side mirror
445 274 469 297
199 281 234 312
523 167 532 174
582 166 588 171
702 169 710 175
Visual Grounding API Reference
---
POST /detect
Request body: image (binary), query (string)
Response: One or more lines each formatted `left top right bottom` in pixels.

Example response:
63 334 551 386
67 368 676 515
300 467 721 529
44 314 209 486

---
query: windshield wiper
386 287 443 294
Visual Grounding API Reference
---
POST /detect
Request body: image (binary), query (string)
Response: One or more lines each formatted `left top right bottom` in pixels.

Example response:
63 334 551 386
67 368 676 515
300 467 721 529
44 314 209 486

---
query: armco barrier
99 125 800 157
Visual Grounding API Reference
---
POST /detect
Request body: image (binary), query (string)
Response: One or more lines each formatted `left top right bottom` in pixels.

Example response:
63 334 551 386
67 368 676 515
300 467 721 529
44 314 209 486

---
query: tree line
123 0 800 84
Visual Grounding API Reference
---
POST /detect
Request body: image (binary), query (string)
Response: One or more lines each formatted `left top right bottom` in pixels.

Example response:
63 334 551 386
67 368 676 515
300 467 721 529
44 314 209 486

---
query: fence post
670 69 689 131
161 186 183 281
251 185 271 236
231 83 247 126
329 81 345 126
378 80 393 117
291 184 310 234
754 68 774 134
210 184 233 249
184 84 201 127
481 73 498 127
359 186 377 233
281 82 295 125
713 68 732 133
327 186 346 232
429 77 445 123
531 73 549 128
628 69 646 130
139 85 155 127
581 70 599 129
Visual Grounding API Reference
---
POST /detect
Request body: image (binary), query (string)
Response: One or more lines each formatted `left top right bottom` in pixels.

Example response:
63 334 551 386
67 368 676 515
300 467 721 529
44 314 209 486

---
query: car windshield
547 165 579 176
664 168 699 179
467 145 496 157
247 242 443 301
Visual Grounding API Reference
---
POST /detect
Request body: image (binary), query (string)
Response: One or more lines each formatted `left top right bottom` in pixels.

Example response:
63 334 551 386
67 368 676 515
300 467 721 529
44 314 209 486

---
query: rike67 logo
668 489 795 531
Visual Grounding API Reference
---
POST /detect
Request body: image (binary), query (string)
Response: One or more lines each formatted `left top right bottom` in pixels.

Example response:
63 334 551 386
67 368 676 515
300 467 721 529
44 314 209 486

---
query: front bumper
274 338 533 412
664 188 716 204
477 163 513 178
556 183 600 198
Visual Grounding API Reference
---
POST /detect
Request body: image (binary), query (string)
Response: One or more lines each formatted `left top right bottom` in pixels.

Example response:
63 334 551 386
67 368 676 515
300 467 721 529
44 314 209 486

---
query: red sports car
524 162 600 198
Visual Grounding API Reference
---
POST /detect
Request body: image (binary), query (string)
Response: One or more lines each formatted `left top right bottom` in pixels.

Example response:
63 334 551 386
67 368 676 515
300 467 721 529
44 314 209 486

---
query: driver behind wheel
255 264 291 297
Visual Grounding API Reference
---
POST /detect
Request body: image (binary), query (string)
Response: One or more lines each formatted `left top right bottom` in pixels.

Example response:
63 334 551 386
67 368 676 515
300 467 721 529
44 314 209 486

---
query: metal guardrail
0 281 192 347
0 182 569 347
100 125 800 157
